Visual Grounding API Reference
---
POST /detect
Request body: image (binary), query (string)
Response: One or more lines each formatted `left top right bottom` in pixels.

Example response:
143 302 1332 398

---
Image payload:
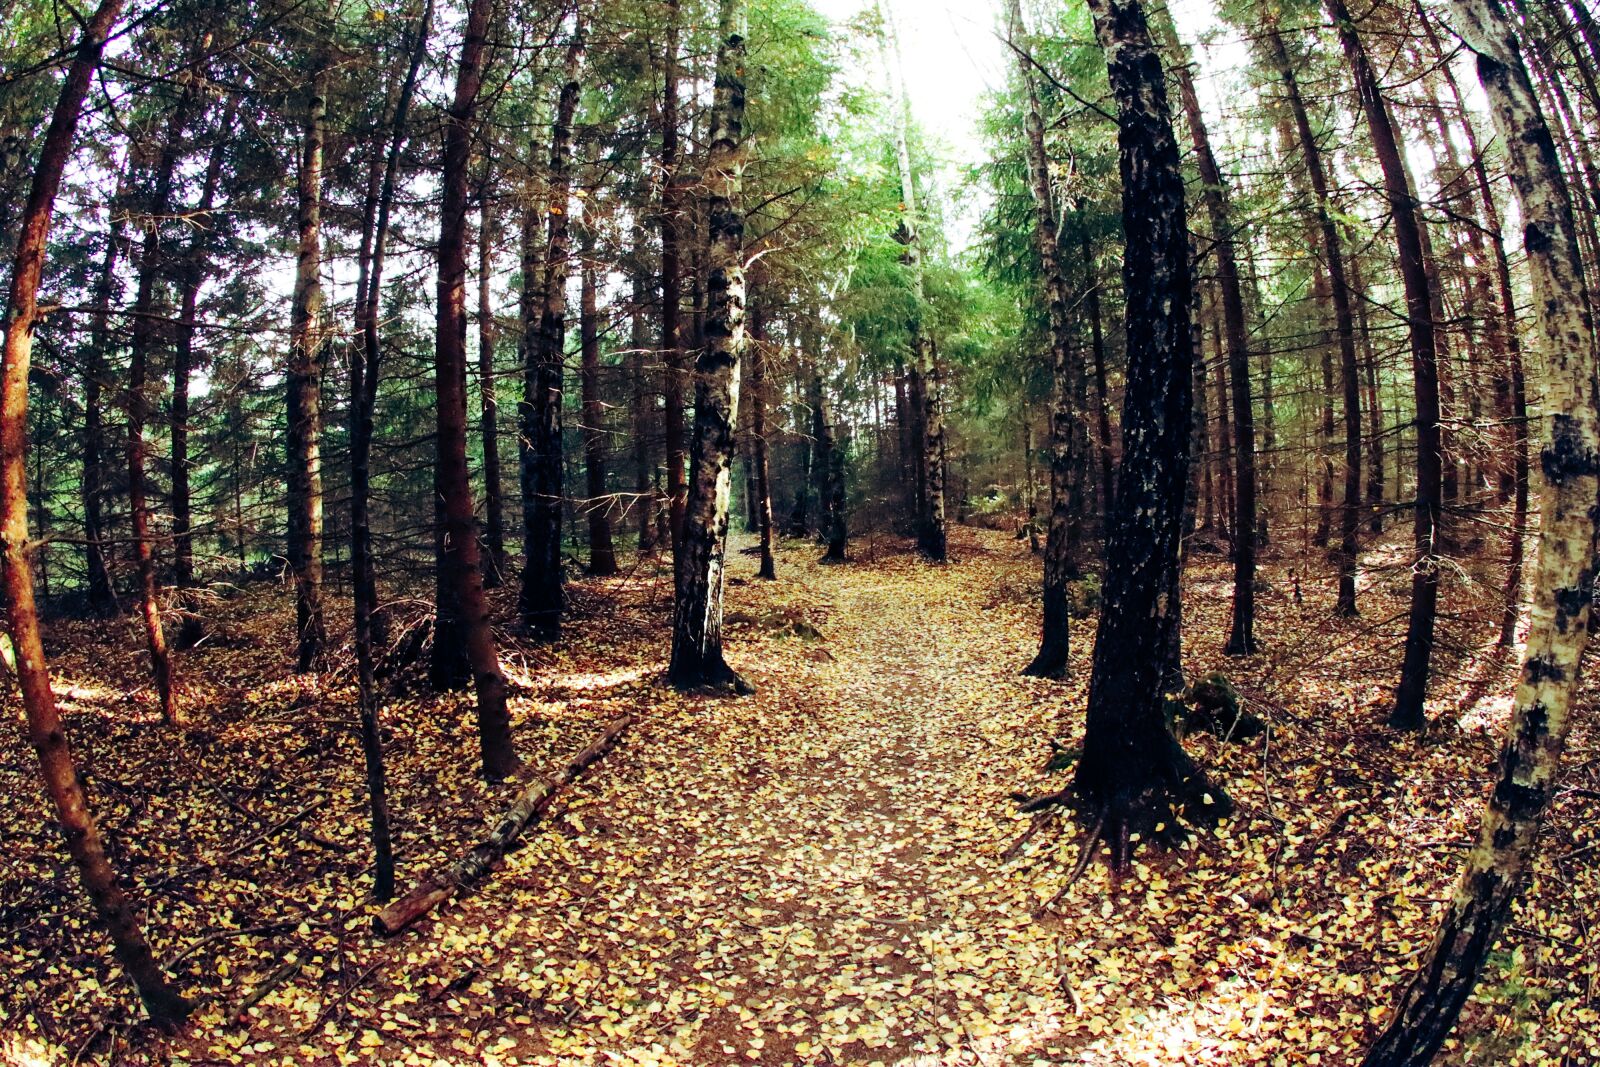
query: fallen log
374 714 634 935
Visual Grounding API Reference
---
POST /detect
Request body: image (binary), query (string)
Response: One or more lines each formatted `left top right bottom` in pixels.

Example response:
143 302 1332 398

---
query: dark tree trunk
1161 9 1260 651
669 0 752 694
171 113 230 591
519 22 585 641
0 0 192 1025
1311 257 1337 551
809 333 848 563
435 0 520 780
1050 0 1228 866
659 0 688 553
127 92 189 727
479 165 506 587
630 221 657 553
580 243 617 576
1011 0 1078 676
1348 249 1385 535
749 302 777 579
1328 0 1445 730
822 408 848 562
1210 316 1234 546
350 0 430 900
1265 22 1361 617
1079 221 1117 525
286 51 329 673
83 189 122 617
893 356 912 497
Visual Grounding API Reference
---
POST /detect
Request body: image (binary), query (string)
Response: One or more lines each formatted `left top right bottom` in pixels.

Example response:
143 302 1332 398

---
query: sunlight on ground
0 1035 59 1067
504 665 650 693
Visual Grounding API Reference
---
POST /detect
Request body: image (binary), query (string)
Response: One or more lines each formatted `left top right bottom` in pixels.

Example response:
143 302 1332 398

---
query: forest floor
2 525 1598 1066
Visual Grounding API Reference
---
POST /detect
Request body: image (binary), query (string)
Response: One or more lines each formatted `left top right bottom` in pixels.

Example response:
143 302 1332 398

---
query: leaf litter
0 527 1595 1065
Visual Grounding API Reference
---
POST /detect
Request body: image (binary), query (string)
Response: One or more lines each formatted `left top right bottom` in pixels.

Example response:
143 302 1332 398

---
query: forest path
21 528 1582 1066
416 529 1089 1065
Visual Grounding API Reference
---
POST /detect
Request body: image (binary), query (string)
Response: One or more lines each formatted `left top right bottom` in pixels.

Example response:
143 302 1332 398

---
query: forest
1 0 1599 1061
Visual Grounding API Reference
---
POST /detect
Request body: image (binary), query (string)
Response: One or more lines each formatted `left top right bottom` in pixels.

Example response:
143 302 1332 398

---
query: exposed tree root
1020 732 1234 889
1001 809 1057 860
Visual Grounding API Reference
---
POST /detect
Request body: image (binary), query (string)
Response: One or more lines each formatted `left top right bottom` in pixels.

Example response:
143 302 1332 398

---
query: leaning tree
1365 0 1600 1057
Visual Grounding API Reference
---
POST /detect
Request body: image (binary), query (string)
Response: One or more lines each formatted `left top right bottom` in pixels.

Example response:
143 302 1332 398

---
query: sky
808 0 1247 253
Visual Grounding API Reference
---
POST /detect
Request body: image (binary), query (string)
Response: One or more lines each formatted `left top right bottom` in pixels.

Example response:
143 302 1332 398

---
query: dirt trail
413 533 1080 1065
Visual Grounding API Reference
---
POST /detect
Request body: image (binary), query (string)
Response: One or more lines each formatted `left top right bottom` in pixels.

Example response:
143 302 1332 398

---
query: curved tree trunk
0 0 192 1025
1367 0 1600 1056
349 0 430 901
669 0 752 694
436 0 520 780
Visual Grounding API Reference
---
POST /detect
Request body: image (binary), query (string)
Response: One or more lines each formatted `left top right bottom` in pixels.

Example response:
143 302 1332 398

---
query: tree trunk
479 164 506 587
515 144 545 607
1081 224 1117 526
83 187 123 617
171 114 230 591
1328 0 1445 730
1009 0 1078 676
0 0 192 1025
880 0 946 560
668 0 752 694
1344 249 1386 537
749 302 777 579
1367 2 1600 1056
519 22 584 641
1159 8 1261 651
813 352 848 564
1426 31 1533 648
630 221 658 553
436 0 520 781
1265 21 1361 616
375 714 632 936
659 0 688 553
286 48 329 673
580 241 617 576
126 92 190 727
1049 0 1228 867
350 0 429 901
